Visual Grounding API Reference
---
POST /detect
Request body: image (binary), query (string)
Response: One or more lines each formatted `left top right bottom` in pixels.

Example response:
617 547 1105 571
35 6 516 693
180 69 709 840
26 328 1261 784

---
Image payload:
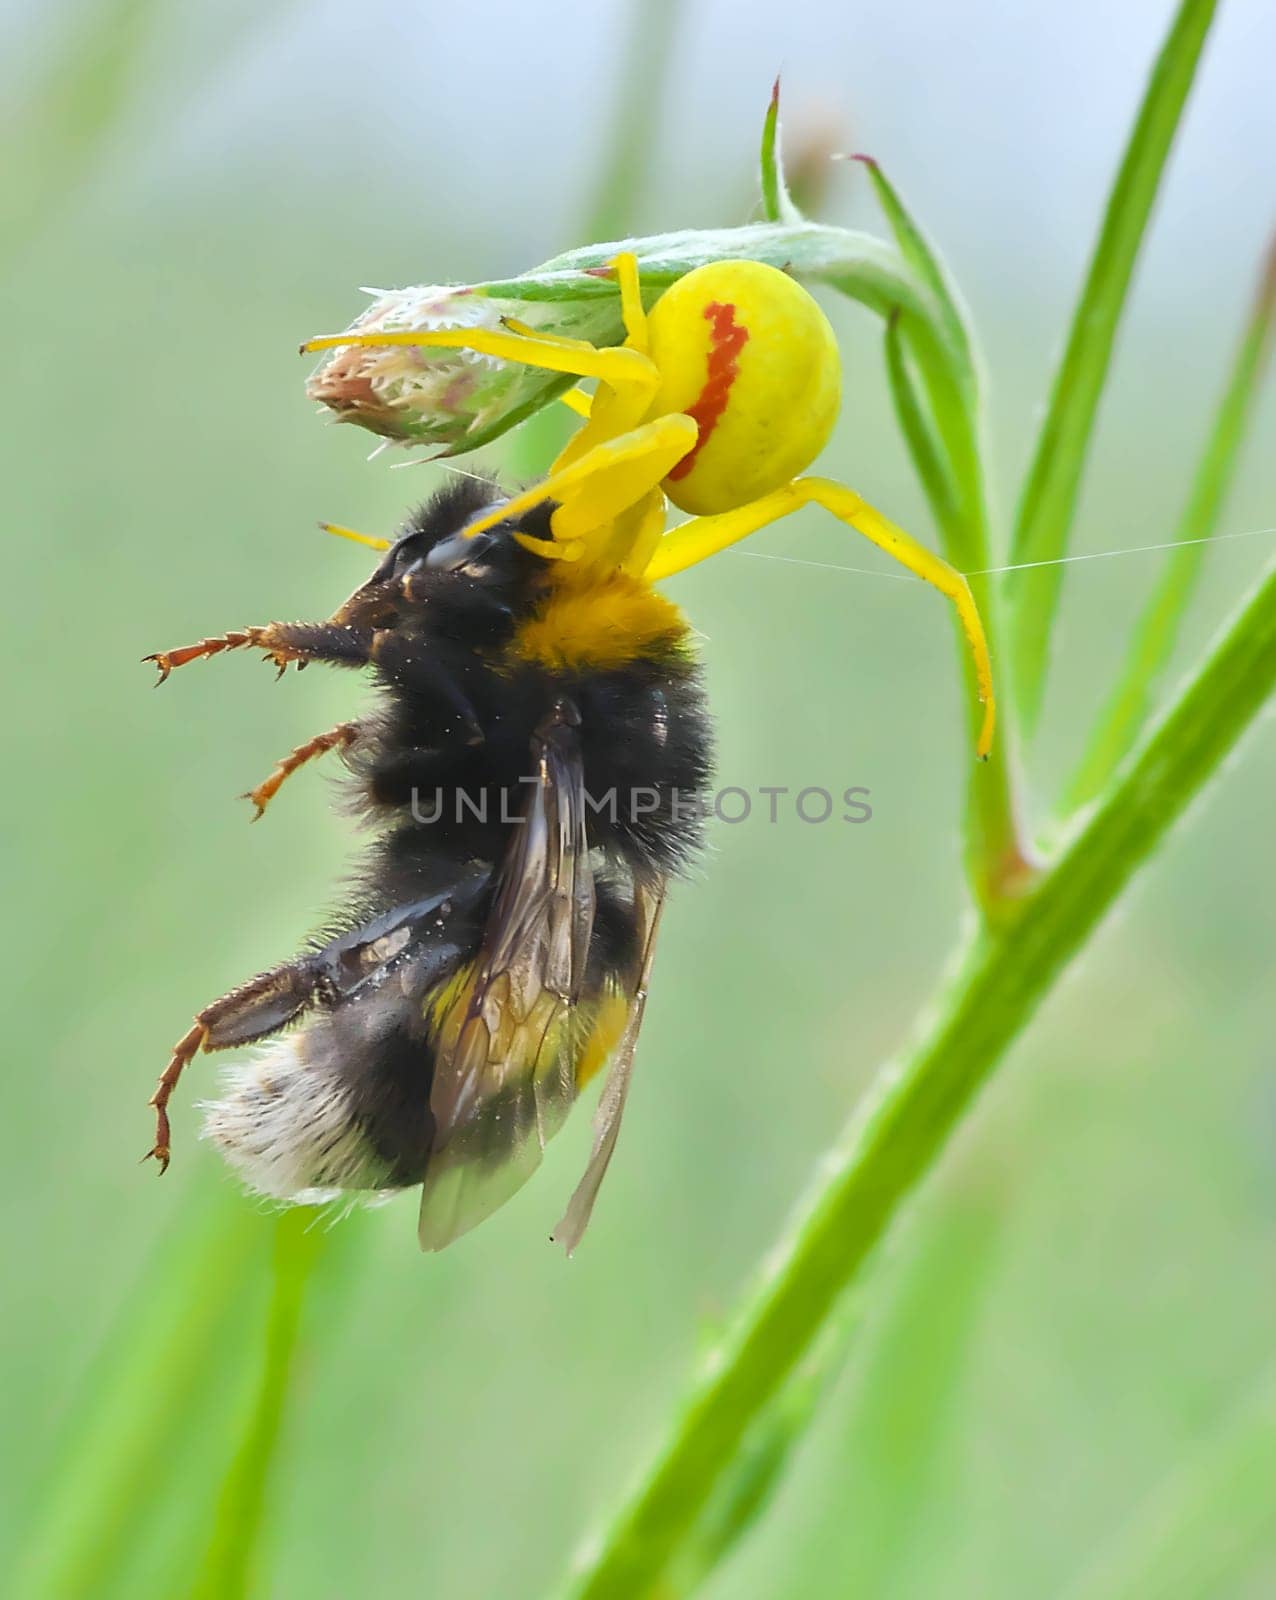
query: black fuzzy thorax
347 479 714 892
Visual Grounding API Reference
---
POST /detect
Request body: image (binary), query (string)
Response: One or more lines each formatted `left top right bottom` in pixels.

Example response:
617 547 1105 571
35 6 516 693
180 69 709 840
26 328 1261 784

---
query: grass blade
1007 0 1219 729
563 550 1276 1599
1065 231 1276 810
11 1192 265 1600
187 1211 325 1600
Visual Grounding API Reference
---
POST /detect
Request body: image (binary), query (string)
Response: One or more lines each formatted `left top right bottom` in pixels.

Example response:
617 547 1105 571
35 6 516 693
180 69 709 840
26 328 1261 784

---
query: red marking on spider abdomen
667 301 749 481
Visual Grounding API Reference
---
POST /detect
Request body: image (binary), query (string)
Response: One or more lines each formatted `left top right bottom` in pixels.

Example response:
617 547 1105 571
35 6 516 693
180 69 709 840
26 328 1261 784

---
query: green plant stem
1007 0 1219 730
881 309 1034 916
853 162 1036 915
1065 233 1276 811
665 1304 858 1596
188 1211 325 1600
564 552 1276 1599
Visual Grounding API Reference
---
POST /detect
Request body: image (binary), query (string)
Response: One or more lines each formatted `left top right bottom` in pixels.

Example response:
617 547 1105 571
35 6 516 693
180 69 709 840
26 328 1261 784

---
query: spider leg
305 253 657 449
500 319 596 349
558 387 593 418
610 251 650 353
302 323 657 419
504 254 647 352
457 413 697 576
645 474 996 759
243 720 360 821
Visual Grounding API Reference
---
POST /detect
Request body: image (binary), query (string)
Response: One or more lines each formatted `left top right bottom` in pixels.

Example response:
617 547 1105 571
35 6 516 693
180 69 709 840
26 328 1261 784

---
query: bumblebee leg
645 474 996 759
242 720 360 821
144 621 373 682
145 959 324 1171
365 637 487 747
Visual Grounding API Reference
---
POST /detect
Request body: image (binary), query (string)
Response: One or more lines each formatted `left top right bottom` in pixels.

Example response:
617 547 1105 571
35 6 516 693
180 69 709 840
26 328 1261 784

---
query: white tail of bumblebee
201 1035 385 1206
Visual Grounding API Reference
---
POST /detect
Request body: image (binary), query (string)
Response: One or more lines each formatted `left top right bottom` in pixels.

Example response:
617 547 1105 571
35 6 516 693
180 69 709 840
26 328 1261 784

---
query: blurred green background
4 1 1275 1595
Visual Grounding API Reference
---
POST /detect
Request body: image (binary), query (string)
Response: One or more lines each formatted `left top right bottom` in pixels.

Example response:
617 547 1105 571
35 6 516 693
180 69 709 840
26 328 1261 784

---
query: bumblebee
145 254 994 1251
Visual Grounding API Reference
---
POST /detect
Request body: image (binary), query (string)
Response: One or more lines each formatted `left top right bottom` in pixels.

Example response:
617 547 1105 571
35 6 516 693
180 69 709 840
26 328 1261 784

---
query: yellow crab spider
304 253 995 759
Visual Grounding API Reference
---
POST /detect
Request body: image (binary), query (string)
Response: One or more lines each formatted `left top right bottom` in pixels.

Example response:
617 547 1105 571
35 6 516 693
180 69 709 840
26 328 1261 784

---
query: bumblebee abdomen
202 872 646 1204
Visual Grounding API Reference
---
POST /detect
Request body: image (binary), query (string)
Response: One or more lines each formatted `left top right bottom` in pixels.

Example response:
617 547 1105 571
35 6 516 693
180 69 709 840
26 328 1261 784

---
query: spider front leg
302 253 657 448
144 621 374 683
243 720 360 820
145 958 326 1171
458 413 697 574
302 320 656 428
645 475 996 759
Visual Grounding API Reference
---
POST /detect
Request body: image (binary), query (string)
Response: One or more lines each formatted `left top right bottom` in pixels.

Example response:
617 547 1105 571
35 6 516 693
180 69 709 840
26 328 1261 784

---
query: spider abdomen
644 259 842 516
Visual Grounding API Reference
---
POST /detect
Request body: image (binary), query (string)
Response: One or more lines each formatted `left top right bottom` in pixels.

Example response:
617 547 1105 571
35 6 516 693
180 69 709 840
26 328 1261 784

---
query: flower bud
305 280 626 454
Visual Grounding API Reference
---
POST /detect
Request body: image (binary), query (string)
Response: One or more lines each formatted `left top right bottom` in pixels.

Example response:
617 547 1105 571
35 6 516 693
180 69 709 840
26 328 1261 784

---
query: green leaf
563 550 1276 1600
1065 232 1276 811
1007 0 1220 730
759 78 801 225
883 312 961 541
852 154 974 382
844 156 983 577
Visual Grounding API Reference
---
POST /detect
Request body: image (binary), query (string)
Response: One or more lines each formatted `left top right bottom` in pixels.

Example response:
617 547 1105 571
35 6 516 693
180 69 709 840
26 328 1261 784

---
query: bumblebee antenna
318 521 391 552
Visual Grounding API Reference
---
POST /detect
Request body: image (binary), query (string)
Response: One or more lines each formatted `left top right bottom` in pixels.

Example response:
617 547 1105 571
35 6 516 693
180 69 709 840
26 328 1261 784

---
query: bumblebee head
328 479 549 629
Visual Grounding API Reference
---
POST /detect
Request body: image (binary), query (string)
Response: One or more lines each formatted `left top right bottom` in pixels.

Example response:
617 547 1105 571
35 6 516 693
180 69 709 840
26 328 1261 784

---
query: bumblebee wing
552 880 667 1256
417 704 595 1251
